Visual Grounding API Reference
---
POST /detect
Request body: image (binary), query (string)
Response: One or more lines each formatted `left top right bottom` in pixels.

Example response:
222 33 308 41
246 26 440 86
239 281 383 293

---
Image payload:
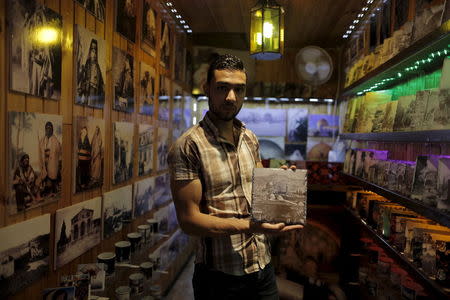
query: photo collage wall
1 0 191 298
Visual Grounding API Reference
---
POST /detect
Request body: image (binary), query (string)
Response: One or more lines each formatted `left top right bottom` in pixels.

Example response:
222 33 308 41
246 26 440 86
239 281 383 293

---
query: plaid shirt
167 112 271 275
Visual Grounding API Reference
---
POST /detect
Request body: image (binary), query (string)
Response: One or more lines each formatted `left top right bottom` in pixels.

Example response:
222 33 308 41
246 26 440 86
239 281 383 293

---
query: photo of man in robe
77 127 91 190
90 126 103 186
12 154 39 212
38 121 62 197
113 48 135 113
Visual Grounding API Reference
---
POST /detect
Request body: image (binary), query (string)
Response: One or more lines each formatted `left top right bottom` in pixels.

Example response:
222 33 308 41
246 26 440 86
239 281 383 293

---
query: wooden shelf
345 208 450 299
339 130 450 143
341 29 450 97
342 173 450 228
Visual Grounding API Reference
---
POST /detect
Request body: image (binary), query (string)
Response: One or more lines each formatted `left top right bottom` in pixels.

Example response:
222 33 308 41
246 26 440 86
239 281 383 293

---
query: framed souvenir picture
116 0 136 42
160 19 171 68
142 0 157 55
76 0 105 21
113 47 135 113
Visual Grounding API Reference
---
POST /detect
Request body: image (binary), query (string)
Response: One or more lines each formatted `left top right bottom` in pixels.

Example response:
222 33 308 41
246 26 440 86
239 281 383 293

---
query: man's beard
210 103 241 121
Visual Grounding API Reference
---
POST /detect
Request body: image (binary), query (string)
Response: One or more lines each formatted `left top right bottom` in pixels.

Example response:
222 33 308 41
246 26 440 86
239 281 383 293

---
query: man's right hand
249 220 303 234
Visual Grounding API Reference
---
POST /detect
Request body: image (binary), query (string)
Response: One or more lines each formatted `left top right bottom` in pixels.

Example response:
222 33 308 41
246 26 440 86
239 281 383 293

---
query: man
168 54 302 299
77 126 91 190
12 153 38 211
90 126 103 186
38 121 62 197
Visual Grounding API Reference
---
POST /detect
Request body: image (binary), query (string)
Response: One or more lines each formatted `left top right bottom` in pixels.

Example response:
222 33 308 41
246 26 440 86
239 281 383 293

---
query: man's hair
206 54 246 84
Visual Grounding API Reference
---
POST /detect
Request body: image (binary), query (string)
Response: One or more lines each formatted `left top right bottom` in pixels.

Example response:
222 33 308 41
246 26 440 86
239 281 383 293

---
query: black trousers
192 262 279 300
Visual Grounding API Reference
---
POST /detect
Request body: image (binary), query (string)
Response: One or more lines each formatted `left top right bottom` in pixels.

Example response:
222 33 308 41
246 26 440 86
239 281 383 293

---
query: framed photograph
156 127 169 172
155 173 171 208
8 0 62 100
76 0 105 21
113 47 135 113
306 137 334 161
8 112 62 214
251 168 307 225
438 157 450 211
142 0 157 55
115 0 136 42
77 263 106 292
138 124 153 176
113 122 134 185
0 214 50 298
259 136 285 160
412 0 446 42
160 19 171 68
103 185 133 239
55 197 101 269
411 155 444 206
285 143 307 161
74 25 106 109
308 114 339 137
154 205 169 235
237 108 286 137
133 177 155 218
174 33 186 82
287 108 308 142
60 274 90 300
158 74 170 123
139 62 156 116
74 116 105 193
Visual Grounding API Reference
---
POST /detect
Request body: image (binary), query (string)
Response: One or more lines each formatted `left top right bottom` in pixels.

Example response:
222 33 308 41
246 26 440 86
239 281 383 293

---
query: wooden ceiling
172 0 364 50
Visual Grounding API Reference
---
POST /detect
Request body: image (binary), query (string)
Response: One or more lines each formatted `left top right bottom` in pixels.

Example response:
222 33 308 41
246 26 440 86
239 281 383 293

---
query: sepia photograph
287 108 308 142
103 185 133 239
55 197 101 269
237 108 286 137
74 25 106 109
0 214 50 298
423 89 450 130
157 127 169 171
138 124 153 176
77 263 106 292
8 0 62 100
134 177 155 218
393 95 416 131
411 155 444 206
155 173 171 208
307 114 339 137
259 137 285 160
113 47 135 113
251 168 307 225
438 157 450 212
113 122 134 185
142 0 157 54
116 0 136 42
306 137 333 161
139 62 156 116
43 286 75 300
73 116 105 193
76 0 105 21
160 19 171 67
8 112 62 214
159 74 170 122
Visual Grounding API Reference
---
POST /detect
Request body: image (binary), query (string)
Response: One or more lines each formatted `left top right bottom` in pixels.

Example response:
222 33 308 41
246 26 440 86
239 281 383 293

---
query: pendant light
250 0 285 60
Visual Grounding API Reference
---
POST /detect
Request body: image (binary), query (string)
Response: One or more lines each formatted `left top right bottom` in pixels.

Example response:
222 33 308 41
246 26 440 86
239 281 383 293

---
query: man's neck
208 112 235 144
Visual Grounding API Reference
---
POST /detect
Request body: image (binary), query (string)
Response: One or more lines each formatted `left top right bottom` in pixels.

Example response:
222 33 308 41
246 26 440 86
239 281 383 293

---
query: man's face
205 69 246 121
45 124 53 137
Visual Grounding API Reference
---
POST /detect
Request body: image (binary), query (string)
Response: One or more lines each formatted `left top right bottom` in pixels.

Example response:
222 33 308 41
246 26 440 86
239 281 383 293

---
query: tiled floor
165 256 195 300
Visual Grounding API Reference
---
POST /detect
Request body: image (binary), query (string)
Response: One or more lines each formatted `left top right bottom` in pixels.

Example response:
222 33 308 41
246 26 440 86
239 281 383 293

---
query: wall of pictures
0 0 192 298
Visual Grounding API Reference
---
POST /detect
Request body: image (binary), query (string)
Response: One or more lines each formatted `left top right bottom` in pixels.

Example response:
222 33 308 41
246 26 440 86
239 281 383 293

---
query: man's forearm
179 212 250 237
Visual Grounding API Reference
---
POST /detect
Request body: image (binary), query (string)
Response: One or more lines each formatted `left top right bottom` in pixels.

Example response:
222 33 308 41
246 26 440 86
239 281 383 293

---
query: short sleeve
247 130 261 163
167 137 200 181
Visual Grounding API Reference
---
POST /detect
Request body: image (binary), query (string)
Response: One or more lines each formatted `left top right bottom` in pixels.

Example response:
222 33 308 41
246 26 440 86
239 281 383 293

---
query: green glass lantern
250 0 285 60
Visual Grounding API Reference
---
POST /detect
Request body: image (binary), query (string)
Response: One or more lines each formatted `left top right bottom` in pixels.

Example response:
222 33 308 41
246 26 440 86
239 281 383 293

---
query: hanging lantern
250 0 285 60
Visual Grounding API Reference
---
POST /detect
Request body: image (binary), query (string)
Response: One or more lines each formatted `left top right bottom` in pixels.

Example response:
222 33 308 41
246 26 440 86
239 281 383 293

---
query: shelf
345 207 450 299
339 130 450 142
342 173 450 228
341 28 450 97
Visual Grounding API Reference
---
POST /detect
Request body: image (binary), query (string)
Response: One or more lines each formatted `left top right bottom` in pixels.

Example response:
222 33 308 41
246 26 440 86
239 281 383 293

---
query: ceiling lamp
250 0 285 60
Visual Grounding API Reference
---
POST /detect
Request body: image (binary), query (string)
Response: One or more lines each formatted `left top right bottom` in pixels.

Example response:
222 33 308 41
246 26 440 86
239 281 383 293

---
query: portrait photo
55 197 101 269
8 0 62 100
113 122 134 185
157 127 169 171
160 19 171 68
116 0 136 42
138 124 153 176
142 0 157 54
103 185 133 239
76 0 105 21
139 62 155 116
73 116 105 193
113 47 135 113
0 214 50 298
8 112 62 214
74 25 106 109
133 177 155 218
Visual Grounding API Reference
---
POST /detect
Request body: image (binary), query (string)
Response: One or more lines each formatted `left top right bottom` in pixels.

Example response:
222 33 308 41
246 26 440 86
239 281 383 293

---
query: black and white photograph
115 0 136 42
77 263 106 292
103 185 133 239
424 88 450 130
74 25 106 109
287 108 308 142
411 0 445 43
174 33 186 82
237 108 286 137
157 127 169 171
0 214 50 298
113 121 134 185
142 0 157 54
306 137 333 161
139 62 156 116
8 0 62 100
160 19 171 67
60 274 90 300
155 173 171 208
437 157 450 212
393 95 416 131
74 116 105 193
76 0 105 21
8 112 62 214
55 197 101 269
159 74 170 123
154 204 169 235
411 155 446 206
113 47 135 113
43 286 75 300
259 136 285 160
138 124 153 176
251 168 307 225
285 143 307 161
133 177 155 218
